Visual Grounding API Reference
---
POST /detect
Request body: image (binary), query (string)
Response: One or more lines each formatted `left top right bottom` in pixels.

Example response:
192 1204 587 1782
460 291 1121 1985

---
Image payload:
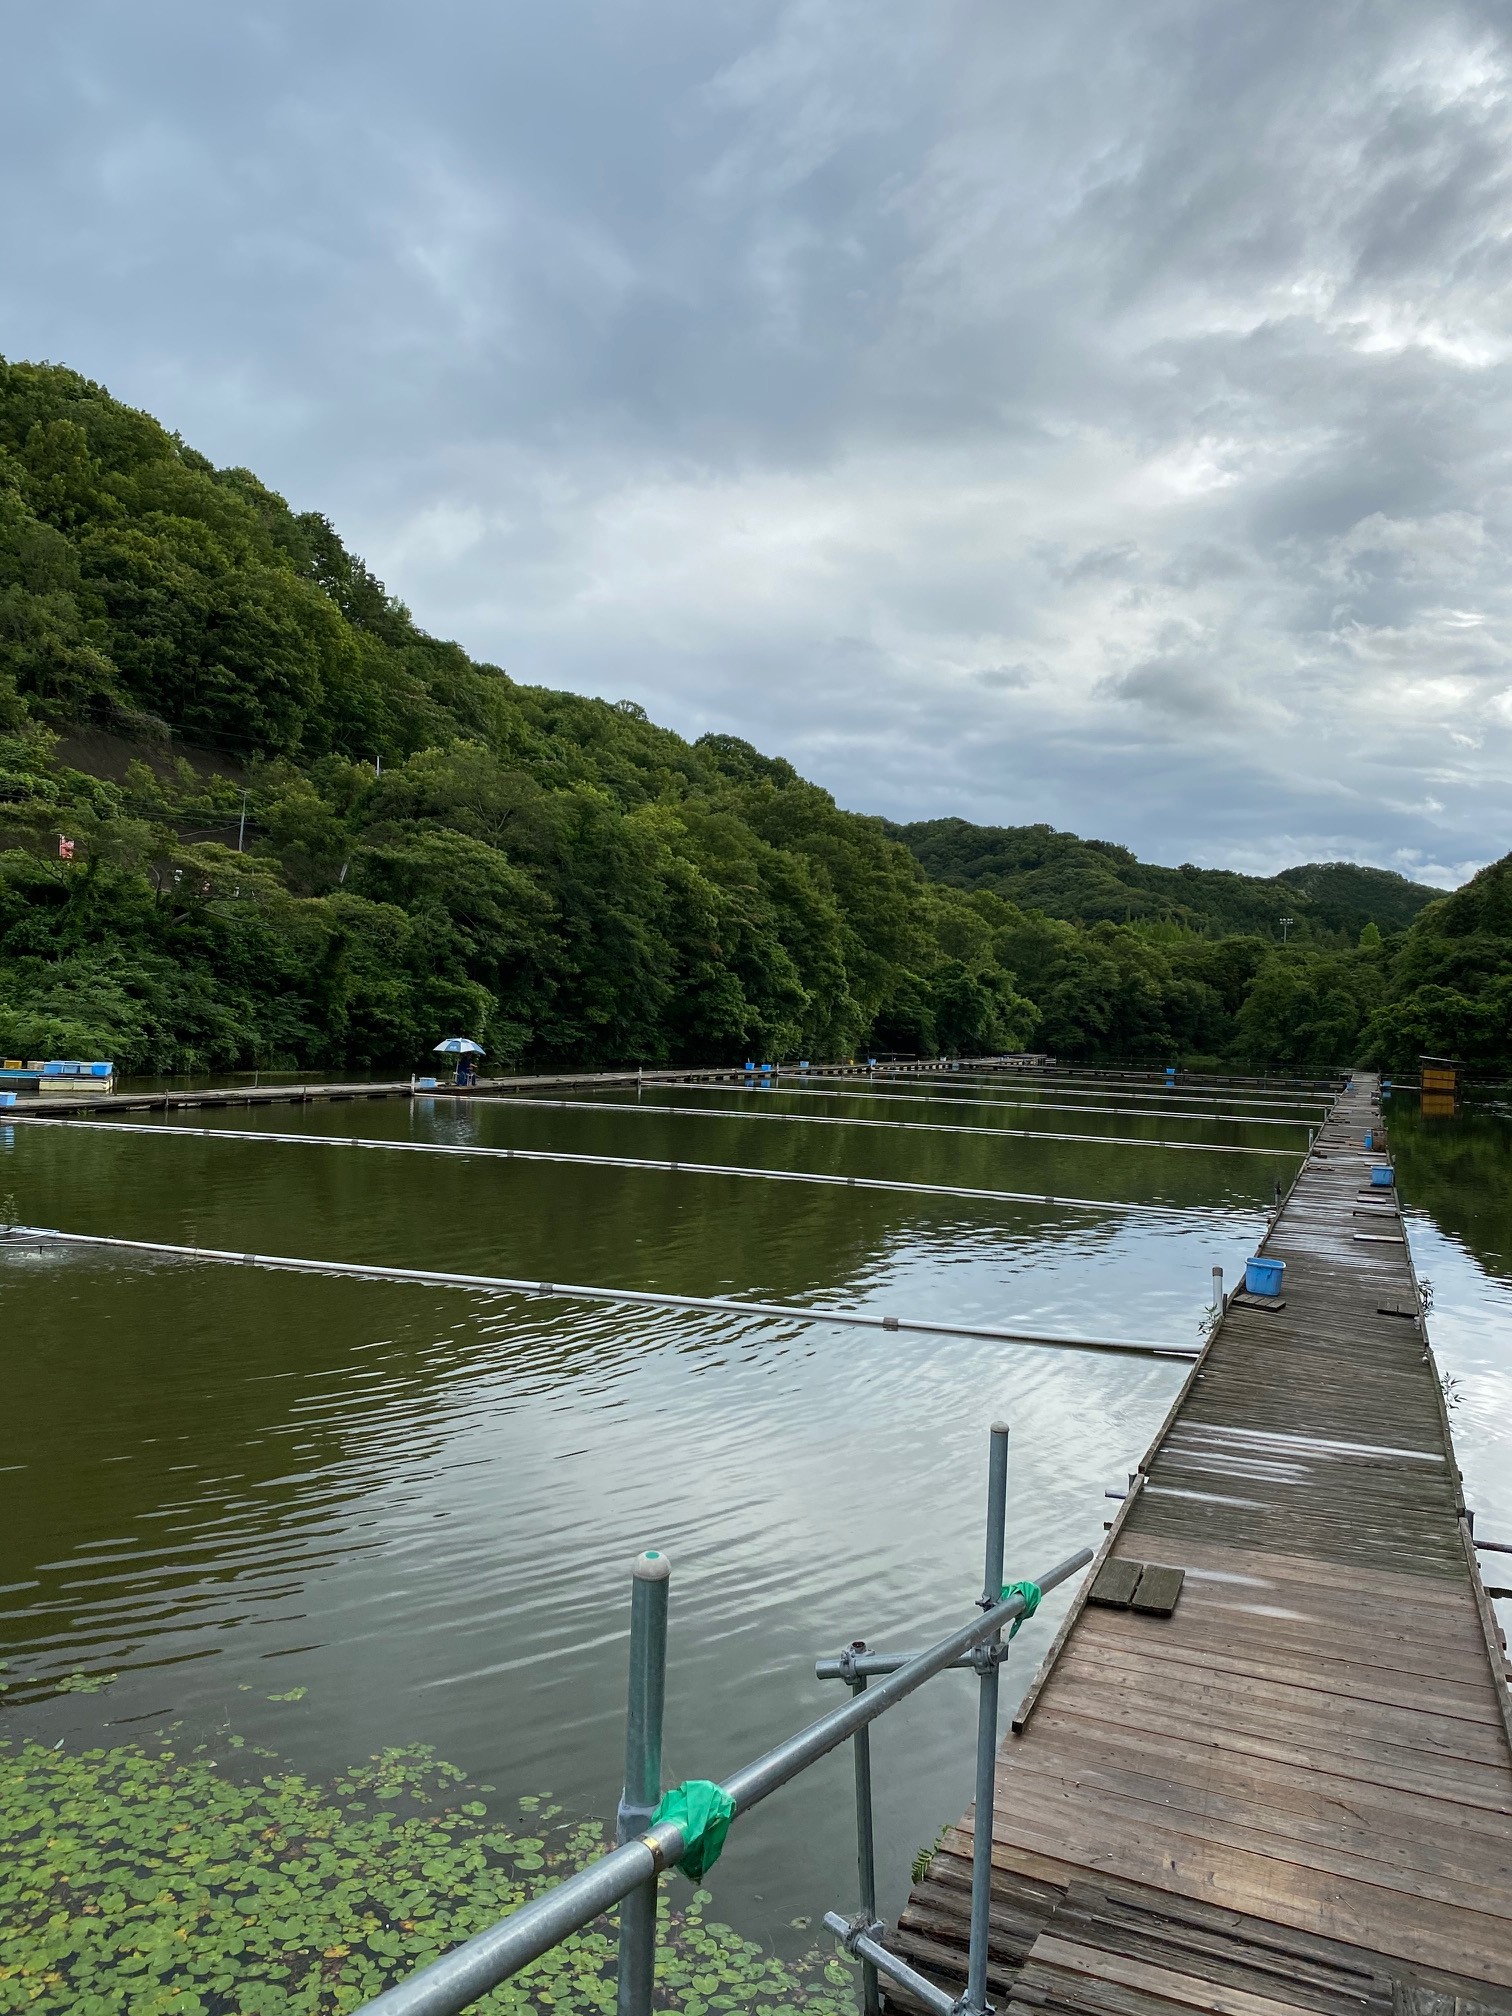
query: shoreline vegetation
2 355 1510 1081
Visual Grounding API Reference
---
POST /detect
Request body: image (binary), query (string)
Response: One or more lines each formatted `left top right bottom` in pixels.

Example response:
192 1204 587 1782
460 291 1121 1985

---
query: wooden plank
975 1804 1512 1977
992 1736 1512 1885
1090 1558 1145 1608
1052 1635 1505 1726
1029 1934 1327 2016
1022 1710 1512 1840
896 1072 1512 2005
1130 1565 1185 1615
1077 1603 1504 1693
1032 1698 1512 1809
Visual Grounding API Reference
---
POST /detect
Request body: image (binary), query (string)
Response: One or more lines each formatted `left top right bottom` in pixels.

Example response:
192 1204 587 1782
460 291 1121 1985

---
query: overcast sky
6 2 1512 885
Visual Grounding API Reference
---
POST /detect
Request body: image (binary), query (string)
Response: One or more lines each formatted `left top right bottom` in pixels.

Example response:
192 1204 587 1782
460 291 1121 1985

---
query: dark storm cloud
4 0 1512 885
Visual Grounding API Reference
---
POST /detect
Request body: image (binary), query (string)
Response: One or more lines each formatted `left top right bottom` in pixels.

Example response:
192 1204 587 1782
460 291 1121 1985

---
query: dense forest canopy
892 819 1436 940
0 356 1508 1078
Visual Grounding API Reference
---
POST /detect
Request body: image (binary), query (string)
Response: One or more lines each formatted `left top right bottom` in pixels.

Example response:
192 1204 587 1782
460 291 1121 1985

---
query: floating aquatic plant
0 1738 858 2014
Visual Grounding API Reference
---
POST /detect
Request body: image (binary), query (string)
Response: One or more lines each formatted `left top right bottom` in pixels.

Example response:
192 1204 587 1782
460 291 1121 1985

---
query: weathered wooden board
889 1075 1512 2010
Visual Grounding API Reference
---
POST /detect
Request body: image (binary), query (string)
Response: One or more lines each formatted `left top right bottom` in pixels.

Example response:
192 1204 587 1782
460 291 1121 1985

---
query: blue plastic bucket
1370 1166 1394 1188
1245 1255 1285 1297
415 1076 438 1090
1363 1130 1373 1150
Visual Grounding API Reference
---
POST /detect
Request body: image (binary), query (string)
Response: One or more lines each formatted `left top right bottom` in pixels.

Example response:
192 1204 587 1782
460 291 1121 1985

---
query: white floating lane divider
649 1080 1317 1128
7 1115 1223 1219
1 1225 1201 1360
488 1095 1301 1158
857 1068 1337 1110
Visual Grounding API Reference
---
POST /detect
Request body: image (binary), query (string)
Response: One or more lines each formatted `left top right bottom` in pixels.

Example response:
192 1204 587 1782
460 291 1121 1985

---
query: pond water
1 1075 1506 1967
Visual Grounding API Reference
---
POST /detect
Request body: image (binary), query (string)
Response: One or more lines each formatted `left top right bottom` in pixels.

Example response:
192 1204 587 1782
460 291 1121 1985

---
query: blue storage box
1364 1130 1373 1150
0 1092 14 1108
1245 1255 1285 1297
1370 1166 1394 1188
415 1076 438 1090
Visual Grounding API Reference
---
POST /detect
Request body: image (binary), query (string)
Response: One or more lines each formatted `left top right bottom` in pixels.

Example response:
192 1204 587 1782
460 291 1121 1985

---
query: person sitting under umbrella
434 1036 485 1088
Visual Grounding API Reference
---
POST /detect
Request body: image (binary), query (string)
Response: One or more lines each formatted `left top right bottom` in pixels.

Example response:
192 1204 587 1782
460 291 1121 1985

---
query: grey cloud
6 0 1512 881
974 665 1035 692
1097 658 1246 726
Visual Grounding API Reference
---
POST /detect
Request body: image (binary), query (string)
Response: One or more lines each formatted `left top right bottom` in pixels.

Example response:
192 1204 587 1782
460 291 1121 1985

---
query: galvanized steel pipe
354 1548 1091 2014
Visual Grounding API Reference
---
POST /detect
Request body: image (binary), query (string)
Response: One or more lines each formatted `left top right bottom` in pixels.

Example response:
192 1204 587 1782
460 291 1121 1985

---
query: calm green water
0 1078 1506 1959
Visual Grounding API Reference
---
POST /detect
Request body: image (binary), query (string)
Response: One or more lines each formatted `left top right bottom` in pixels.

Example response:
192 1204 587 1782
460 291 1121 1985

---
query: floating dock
0 1055 1340 1118
893 1073 1512 2011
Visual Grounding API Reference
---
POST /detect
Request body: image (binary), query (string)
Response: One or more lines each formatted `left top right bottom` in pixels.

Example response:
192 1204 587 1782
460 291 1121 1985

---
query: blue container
0 1093 14 1109
1245 1255 1285 1297
88 1062 113 1078
1370 1166 1394 1188
415 1076 438 1090
1364 1130 1373 1150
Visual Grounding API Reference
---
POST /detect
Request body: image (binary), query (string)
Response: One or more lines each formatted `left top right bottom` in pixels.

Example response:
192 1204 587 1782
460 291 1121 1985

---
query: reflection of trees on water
1390 1098 1512 1284
0 1105 1255 1690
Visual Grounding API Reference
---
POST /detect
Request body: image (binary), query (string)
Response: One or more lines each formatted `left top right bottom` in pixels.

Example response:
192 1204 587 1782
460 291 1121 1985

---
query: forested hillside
1 357 1507 1078
894 819 1435 940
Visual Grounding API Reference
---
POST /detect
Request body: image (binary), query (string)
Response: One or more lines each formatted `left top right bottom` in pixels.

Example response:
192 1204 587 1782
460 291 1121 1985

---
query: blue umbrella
433 1036 486 1054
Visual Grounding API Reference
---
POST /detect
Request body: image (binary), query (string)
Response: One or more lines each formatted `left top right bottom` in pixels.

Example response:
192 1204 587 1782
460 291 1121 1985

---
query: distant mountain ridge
890 818 1438 942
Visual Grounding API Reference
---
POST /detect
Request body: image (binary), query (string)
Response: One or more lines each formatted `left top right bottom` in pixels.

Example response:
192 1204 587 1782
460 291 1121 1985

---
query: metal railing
357 1423 1092 2016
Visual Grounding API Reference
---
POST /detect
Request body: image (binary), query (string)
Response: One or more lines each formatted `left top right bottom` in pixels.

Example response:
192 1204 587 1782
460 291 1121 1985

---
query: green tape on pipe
1000 1579 1041 1638
650 1781 737 1880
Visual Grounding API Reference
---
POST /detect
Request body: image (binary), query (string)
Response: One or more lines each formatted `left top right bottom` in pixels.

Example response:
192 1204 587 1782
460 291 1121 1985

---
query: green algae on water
0 1739 858 2015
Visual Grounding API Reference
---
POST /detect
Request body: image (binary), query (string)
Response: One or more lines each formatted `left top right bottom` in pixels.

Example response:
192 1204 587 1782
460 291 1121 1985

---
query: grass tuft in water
0 1738 858 2014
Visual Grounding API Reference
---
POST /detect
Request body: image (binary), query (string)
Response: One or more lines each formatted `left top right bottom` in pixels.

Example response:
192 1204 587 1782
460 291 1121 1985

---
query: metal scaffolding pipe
356 1553 1091 2016
822 1915 955 2016
2 1226 1201 1359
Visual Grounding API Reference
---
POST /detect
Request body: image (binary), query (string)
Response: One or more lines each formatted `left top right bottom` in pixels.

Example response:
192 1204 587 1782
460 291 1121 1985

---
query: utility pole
1279 915 1295 945
237 790 248 853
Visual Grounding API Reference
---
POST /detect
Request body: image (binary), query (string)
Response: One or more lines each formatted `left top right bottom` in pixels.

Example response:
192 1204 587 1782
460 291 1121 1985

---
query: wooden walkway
894 1074 1512 2012
0 1055 1052 1118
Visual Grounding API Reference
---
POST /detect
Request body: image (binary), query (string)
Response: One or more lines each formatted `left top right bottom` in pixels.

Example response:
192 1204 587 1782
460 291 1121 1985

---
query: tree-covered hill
892 818 1436 942
0 355 1507 1078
